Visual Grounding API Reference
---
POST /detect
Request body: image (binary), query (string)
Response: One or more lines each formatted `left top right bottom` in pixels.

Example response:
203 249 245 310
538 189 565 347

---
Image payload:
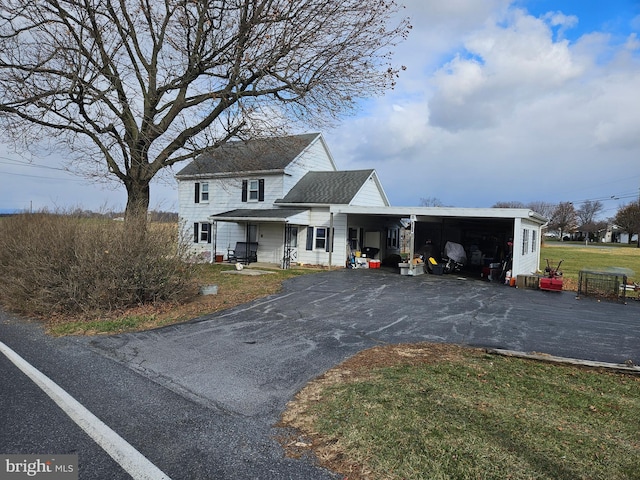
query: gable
276 170 382 205
175 133 322 178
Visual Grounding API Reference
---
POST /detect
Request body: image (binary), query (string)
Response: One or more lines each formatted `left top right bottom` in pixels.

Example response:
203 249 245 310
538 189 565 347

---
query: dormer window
242 179 265 202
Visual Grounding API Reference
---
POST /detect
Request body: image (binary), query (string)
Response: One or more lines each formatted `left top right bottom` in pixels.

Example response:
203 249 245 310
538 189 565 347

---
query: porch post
409 215 416 274
209 220 216 263
328 212 334 270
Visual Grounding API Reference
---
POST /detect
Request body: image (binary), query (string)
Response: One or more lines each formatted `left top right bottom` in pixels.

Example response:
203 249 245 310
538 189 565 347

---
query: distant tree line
8 208 179 222
492 199 640 246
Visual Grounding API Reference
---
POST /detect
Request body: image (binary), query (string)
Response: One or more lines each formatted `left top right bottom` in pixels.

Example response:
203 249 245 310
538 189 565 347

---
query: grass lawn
540 242 640 291
281 343 640 480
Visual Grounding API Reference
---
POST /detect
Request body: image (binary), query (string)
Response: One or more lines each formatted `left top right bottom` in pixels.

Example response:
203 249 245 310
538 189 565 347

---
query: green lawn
283 344 640 480
540 242 640 289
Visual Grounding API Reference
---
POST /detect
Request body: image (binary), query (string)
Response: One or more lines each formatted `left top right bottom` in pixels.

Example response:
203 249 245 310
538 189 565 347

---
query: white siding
512 218 542 277
297 211 348 267
283 137 337 193
351 175 387 207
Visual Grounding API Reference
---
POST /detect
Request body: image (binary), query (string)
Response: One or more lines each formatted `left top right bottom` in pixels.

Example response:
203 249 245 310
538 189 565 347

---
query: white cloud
328 1 640 210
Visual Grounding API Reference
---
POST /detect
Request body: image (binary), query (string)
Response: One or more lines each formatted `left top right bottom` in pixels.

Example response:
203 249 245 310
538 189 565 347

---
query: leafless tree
420 196 444 207
574 200 604 242
492 201 525 208
0 0 410 220
576 200 603 226
526 201 555 220
614 201 640 247
549 202 577 239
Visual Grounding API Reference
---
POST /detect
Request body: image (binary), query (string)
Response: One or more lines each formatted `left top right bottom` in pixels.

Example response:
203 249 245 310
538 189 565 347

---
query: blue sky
1 0 640 219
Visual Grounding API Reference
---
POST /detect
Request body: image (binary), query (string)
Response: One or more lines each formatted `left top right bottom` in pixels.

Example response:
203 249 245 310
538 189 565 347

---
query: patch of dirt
277 342 477 479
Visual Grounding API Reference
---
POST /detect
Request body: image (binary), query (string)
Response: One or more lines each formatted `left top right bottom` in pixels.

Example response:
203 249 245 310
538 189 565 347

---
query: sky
1 0 639 220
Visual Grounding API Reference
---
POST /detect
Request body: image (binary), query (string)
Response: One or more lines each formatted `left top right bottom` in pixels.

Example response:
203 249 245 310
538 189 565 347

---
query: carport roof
329 206 548 224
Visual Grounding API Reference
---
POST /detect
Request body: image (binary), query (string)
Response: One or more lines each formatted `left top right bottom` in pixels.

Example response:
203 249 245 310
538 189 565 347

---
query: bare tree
576 200 603 226
0 0 410 220
614 201 640 247
526 201 555 220
420 196 444 207
492 201 525 208
575 200 604 242
549 202 577 240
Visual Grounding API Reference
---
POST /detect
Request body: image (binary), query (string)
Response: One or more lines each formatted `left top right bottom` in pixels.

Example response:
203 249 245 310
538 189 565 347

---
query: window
194 182 209 203
387 227 399 248
193 222 211 243
522 229 529 255
249 180 259 201
349 228 358 250
532 230 537 253
315 227 327 250
242 179 265 202
305 226 332 251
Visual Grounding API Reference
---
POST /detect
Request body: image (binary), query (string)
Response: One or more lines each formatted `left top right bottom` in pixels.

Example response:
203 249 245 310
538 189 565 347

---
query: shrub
0 213 198 316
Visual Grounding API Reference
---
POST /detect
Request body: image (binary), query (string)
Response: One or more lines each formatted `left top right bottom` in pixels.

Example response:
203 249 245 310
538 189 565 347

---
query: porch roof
209 208 309 223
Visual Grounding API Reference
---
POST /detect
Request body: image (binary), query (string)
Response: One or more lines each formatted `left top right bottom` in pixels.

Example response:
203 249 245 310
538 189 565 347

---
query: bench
227 242 258 264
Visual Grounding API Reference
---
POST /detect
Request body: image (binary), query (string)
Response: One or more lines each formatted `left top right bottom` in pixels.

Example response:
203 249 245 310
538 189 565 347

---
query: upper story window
242 179 265 202
194 182 209 203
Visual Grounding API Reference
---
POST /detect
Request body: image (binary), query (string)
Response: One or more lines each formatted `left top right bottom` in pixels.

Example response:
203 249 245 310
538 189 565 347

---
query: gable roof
275 170 377 205
175 133 321 178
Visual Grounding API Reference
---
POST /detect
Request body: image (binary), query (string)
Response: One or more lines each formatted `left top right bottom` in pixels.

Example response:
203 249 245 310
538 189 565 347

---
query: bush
0 213 198 316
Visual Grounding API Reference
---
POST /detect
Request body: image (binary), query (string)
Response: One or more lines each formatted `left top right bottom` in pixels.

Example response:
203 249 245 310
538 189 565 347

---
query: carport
331 206 547 278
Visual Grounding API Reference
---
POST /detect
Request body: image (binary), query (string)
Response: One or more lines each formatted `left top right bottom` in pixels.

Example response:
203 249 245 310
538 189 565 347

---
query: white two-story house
176 132 398 268
176 132 546 277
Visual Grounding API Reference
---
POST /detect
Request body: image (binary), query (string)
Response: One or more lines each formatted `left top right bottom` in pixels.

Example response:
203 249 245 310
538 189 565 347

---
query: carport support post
328 212 334 270
409 215 416 274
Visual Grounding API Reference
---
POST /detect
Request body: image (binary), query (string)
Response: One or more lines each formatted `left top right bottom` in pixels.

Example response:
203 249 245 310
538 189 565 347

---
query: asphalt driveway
82 268 640 423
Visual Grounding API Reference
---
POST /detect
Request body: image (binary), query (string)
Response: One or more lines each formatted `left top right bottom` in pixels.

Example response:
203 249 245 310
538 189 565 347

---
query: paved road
2 268 639 479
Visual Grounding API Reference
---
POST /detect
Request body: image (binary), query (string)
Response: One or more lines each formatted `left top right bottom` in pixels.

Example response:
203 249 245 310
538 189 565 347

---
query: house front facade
176 133 399 268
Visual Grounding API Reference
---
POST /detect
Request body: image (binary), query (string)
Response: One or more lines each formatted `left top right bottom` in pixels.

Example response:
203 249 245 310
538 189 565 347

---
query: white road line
0 340 172 480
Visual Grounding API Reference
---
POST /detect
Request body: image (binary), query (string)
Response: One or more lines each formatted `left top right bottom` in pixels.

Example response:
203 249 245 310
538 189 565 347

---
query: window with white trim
242 179 265 202
193 222 211 243
532 230 537 253
522 229 529 255
315 227 327 250
194 182 209 203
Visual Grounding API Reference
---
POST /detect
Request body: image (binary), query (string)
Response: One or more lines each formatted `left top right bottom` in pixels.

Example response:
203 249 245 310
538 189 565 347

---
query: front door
283 225 298 269
247 224 258 243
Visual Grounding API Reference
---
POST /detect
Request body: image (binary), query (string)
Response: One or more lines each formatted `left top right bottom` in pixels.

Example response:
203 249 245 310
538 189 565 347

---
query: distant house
176 133 546 276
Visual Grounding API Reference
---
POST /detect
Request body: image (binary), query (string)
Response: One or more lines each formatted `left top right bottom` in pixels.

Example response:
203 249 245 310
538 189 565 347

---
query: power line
0 170 81 182
0 156 70 173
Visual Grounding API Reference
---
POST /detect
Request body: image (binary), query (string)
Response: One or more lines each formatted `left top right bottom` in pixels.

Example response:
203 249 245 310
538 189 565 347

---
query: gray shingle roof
175 133 320 177
276 170 375 205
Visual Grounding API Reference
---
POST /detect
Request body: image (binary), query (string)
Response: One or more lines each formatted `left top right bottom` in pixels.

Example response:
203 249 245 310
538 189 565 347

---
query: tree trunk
125 179 151 224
